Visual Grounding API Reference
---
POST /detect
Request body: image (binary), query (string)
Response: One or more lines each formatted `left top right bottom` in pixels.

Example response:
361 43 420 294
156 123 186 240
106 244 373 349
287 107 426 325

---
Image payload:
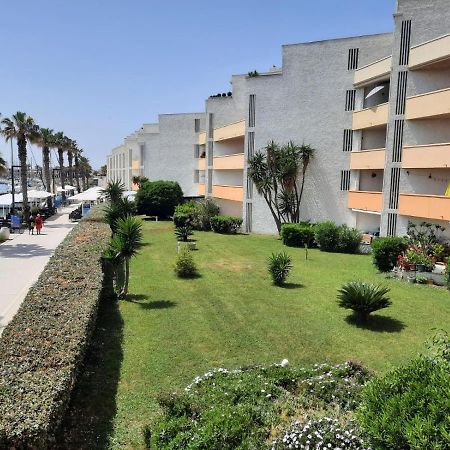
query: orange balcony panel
213 153 244 170
132 160 140 170
212 185 244 202
406 88 450 120
402 143 450 169
213 120 245 142
352 103 389 130
399 193 450 221
198 183 206 196
354 56 392 87
198 132 207 145
197 158 206 170
409 34 450 69
348 191 383 212
350 149 386 170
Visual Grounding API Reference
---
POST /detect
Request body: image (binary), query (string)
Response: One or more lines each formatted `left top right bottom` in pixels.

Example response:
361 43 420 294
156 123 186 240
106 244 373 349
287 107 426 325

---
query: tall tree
248 141 315 232
1 112 39 221
79 155 92 190
35 128 55 193
0 153 6 175
67 138 76 186
53 131 69 193
73 146 82 192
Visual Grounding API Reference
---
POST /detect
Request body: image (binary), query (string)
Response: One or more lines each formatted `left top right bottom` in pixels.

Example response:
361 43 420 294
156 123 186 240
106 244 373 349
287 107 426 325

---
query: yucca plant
175 225 193 242
102 180 126 205
268 252 293 286
337 281 391 322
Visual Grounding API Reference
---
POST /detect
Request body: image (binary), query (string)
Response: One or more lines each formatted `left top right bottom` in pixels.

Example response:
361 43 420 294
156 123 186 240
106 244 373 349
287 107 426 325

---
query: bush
148 361 370 449
446 259 450 290
136 180 183 218
0 207 110 448
104 198 136 233
371 236 407 272
174 225 193 242
174 248 197 278
315 221 361 254
338 225 362 254
315 221 340 252
210 215 242 234
337 281 391 322
358 356 450 450
173 201 198 228
268 252 292 286
280 223 315 247
196 198 220 230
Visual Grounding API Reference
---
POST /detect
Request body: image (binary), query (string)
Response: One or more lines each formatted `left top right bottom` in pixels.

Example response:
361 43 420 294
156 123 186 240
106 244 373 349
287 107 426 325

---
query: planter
434 263 446 275
0 227 10 242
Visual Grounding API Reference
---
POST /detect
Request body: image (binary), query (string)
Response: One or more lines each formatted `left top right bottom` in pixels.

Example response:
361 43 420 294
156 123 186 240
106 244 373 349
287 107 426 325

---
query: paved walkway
0 207 77 335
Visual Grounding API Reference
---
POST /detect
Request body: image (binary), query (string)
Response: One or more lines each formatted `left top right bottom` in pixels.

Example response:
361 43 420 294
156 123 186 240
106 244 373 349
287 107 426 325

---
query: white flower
281 358 289 367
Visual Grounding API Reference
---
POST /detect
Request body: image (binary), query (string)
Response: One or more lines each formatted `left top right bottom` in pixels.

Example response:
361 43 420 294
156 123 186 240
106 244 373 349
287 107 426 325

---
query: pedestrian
35 213 43 235
28 214 35 235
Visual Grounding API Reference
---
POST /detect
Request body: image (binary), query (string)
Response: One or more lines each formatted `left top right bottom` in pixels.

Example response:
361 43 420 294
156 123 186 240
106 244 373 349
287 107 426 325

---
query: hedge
0 207 110 448
210 215 243 234
280 223 315 247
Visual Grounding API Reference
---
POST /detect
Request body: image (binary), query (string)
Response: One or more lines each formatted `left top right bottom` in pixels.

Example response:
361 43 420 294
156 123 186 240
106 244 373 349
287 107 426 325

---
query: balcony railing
352 103 389 130
213 153 244 170
399 193 450 221
348 191 383 212
350 149 386 170
198 183 206 196
198 132 207 145
402 143 450 169
409 33 450 69
405 87 450 120
213 120 245 142
354 56 392 87
197 158 206 170
212 184 244 202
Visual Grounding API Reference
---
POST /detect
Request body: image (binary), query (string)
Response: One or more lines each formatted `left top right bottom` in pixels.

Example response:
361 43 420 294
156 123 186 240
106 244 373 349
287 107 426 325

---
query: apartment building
107 0 450 238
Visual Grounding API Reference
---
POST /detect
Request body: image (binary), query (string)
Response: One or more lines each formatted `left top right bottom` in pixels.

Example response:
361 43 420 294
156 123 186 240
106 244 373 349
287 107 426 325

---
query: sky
0 0 396 169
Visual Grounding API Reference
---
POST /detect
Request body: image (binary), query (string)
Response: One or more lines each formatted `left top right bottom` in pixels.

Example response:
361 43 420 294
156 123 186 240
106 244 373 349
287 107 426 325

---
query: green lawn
59 220 450 449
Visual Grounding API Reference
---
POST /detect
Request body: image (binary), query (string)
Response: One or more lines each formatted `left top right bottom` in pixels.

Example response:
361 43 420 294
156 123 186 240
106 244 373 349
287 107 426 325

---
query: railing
350 149 386 170
352 103 389 130
348 191 383 212
354 56 392 86
213 153 244 170
402 142 450 169
405 87 450 120
399 193 450 221
212 184 244 202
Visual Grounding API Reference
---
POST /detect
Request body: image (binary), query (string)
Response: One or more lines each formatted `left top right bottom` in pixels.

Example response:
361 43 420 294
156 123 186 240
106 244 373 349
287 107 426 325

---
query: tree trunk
42 146 52 208
81 171 87 191
67 150 74 186
123 258 130 296
18 137 30 223
74 155 81 193
58 148 65 202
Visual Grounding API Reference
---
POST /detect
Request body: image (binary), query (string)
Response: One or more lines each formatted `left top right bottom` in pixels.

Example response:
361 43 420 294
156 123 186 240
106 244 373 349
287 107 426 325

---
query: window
395 71 408 115
340 170 351 191
194 170 199 183
208 113 214 138
342 129 353 152
248 94 256 127
399 20 412 66
247 131 255 159
345 90 356 111
194 118 200 132
194 144 200 158
389 167 401 209
392 120 404 163
387 213 398 237
348 48 359 70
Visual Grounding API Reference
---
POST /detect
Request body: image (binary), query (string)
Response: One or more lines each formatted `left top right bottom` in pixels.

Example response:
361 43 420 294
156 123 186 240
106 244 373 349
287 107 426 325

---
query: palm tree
1 112 39 221
0 153 6 175
53 131 69 193
67 138 76 187
73 146 82 192
110 215 143 297
79 155 92 190
35 128 55 193
102 180 125 205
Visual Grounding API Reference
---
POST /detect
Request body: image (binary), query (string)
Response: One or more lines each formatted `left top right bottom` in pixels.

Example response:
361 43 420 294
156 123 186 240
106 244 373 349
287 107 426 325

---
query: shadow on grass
54 296 124 450
345 314 406 333
280 282 304 290
138 300 177 310
126 293 149 302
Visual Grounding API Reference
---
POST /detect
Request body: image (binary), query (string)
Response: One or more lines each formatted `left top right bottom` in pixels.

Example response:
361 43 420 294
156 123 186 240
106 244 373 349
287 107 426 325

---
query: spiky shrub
337 281 391 322
174 225 193 242
174 248 197 278
104 198 136 233
101 180 126 204
268 252 293 286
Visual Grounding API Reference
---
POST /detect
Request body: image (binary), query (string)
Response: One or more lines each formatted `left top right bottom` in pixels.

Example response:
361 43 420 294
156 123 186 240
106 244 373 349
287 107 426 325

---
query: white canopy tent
68 187 104 203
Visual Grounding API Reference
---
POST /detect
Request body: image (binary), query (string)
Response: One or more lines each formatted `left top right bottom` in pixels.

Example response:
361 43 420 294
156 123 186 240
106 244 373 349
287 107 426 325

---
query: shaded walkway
0 207 77 334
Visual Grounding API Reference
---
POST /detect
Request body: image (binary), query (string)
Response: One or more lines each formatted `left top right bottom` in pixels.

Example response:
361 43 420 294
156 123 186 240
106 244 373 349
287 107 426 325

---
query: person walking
35 214 43 235
28 214 35 235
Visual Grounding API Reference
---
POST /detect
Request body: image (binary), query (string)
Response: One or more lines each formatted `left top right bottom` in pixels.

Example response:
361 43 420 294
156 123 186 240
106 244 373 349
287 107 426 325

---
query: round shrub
280 223 315 247
268 252 292 286
210 215 242 234
371 236 407 272
358 356 450 450
337 281 391 322
136 180 183 219
174 248 197 278
314 221 340 252
338 225 362 254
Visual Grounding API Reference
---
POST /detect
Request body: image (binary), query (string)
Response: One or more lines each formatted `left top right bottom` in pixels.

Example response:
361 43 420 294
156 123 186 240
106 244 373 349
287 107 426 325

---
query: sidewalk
0 207 78 335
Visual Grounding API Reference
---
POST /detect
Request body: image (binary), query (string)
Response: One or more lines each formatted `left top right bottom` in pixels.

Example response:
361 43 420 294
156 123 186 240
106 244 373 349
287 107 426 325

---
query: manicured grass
60 220 450 449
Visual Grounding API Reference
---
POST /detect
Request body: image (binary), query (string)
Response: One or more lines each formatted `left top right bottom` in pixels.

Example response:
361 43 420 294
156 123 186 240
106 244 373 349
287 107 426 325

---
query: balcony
212 184 244 202
402 143 450 169
409 33 450 69
213 154 244 170
198 132 207 145
399 193 450 221
213 120 245 142
352 103 389 130
354 56 392 87
348 191 383 213
197 158 206 170
350 149 386 170
198 183 206 196
405 88 450 120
